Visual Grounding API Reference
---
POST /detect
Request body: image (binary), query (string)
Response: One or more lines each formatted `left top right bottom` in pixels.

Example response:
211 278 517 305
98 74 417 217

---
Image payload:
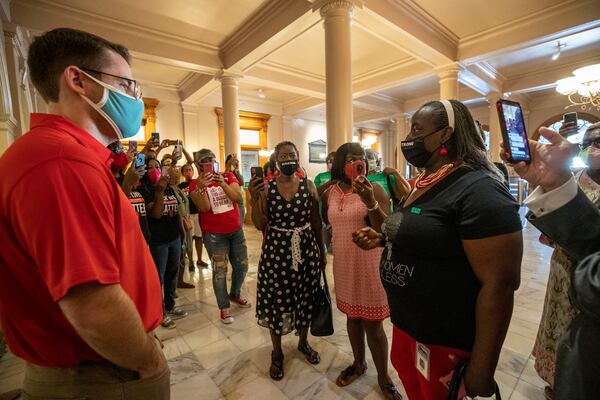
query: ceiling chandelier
555 64 600 111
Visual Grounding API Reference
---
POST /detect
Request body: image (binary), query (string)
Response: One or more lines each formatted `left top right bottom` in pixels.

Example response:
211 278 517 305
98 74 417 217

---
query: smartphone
251 166 264 180
496 99 531 164
212 162 219 173
151 132 160 143
161 166 170 177
347 160 366 183
174 144 182 153
134 152 145 169
562 112 578 137
128 141 137 152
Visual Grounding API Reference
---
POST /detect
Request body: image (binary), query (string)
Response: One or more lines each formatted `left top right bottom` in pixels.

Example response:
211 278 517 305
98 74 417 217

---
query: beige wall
155 102 184 143
282 118 328 180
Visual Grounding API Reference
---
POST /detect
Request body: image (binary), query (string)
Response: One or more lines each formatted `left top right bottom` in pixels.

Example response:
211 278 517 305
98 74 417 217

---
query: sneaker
220 309 234 324
229 295 252 308
197 260 209 269
177 281 195 289
167 307 188 320
161 316 176 329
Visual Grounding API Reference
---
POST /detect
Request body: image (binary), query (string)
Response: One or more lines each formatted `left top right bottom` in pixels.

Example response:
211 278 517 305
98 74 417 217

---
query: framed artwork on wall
308 139 327 163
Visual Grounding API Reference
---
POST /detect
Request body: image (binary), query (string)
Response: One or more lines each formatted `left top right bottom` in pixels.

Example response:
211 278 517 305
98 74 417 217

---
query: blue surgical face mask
80 70 144 139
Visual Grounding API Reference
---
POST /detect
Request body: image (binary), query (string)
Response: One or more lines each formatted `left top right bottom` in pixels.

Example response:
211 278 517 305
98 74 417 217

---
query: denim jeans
149 237 181 312
203 229 249 310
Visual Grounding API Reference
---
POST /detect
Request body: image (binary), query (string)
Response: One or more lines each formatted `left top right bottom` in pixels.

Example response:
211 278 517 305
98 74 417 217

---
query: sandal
297 341 320 365
335 362 367 387
380 382 403 400
270 351 284 381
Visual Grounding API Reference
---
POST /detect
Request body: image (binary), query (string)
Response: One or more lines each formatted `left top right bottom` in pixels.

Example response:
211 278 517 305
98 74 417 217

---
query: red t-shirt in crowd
0 114 163 368
190 172 240 234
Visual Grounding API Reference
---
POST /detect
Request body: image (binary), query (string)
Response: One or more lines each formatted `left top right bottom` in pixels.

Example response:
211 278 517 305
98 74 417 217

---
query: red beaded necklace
415 162 458 189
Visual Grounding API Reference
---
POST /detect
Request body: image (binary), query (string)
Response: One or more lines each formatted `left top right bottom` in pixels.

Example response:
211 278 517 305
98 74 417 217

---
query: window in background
240 129 261 146
241 150 259 183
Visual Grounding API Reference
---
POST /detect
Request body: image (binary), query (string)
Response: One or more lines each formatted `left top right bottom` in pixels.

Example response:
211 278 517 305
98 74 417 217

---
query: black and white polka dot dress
256 178 321 335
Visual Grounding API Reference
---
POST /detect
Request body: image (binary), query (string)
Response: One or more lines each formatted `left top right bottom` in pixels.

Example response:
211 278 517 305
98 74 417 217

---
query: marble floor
0 211 553 399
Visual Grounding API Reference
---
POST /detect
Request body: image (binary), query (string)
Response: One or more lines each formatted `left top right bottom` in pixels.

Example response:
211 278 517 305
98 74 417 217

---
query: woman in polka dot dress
249 141 327 381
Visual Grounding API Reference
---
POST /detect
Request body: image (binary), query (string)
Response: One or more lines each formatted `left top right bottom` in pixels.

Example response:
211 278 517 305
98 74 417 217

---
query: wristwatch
464 395 497 400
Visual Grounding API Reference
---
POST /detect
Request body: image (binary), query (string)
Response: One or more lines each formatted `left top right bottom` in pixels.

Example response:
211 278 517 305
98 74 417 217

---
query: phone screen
562 112 578 136
213 162 219 173
251 166 264 179
151 132 160 142
497 100 531 163
128 141 137 152
134 152 145 168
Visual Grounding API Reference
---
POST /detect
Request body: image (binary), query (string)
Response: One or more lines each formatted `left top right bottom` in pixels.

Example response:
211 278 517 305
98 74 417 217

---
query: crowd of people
0 27 598 400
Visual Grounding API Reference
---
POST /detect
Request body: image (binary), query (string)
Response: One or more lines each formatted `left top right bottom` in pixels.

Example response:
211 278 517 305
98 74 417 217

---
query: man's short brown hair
28 28 130 103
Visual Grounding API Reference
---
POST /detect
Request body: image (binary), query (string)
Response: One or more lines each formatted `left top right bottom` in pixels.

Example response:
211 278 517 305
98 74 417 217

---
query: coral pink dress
328 184 389 321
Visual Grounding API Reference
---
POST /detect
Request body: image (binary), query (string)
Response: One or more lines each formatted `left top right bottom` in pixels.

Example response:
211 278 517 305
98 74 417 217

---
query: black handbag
446 359 502 400
310 270 334 337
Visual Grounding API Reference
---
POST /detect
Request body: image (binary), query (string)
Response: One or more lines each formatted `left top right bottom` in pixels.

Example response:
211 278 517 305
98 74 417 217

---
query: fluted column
486 92 503 162
318 0 357 152
437 64 461 100
217 72 241 158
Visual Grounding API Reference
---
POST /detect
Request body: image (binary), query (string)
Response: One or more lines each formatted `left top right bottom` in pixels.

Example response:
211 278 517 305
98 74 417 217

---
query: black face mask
279 160 298 176
401 129 443 168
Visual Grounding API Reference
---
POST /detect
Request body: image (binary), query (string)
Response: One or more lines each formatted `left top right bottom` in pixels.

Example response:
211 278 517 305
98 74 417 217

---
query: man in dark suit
501 126 600 400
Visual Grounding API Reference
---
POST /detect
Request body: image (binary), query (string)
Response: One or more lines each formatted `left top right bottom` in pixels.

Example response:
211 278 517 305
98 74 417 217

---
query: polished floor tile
0 217 553 399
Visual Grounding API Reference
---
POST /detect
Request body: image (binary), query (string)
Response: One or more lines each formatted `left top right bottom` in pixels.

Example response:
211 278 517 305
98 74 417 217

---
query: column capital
485 91 503 104
315 0 362 18
214 70 243 85
435 63 462 80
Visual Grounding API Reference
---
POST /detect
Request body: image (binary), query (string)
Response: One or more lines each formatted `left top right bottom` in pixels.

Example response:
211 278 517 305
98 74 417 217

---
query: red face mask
111 152 129 170
147 168 161 184
344 160 366 183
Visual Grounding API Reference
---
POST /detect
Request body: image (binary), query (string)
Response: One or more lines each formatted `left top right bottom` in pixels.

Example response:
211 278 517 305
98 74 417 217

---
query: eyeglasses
80 67 142 100
579 138 600 150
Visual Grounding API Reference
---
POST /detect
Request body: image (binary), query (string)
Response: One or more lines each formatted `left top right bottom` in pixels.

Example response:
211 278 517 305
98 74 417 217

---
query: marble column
217 72 241 159
437 64 461 100
486 92 503 162
0 24 18 155
319 0 356 152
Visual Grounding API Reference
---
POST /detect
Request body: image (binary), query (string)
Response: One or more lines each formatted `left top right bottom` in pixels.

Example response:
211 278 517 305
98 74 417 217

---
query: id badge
415 342 430 380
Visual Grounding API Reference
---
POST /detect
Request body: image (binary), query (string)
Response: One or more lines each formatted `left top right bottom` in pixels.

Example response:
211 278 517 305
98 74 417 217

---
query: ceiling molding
138 79 179 92
353 57 418 82
260 60 325 83
12 0 222 70
392 0 459 45
473 61 507 82
458 1 600 62
220 0 313 69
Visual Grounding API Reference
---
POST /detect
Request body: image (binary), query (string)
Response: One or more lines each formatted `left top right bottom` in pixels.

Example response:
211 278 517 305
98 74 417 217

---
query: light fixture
257 88 266 98
551 41 566 61
555 63 600 111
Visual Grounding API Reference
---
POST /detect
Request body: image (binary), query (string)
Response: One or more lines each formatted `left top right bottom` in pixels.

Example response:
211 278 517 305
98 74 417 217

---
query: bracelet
367 201 379 212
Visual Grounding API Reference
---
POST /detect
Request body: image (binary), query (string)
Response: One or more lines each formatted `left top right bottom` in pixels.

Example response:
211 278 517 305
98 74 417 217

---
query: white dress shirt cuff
523 177 578 217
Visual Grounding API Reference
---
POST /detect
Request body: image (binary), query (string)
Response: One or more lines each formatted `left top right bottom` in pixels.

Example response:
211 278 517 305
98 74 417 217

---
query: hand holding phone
496 99 531 164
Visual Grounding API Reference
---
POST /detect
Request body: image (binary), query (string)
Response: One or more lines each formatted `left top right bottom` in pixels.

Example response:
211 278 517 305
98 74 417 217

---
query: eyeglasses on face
80 67 142 100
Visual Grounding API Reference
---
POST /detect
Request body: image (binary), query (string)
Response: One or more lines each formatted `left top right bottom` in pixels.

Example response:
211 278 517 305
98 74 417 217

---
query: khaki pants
21 361 170 400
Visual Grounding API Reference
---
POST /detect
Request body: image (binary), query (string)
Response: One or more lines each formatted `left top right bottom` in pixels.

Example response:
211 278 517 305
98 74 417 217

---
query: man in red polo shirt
0 28 168 398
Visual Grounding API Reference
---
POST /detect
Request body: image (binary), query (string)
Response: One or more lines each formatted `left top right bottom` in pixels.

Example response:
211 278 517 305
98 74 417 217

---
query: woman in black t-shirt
352 100 523 400
140 158 188 329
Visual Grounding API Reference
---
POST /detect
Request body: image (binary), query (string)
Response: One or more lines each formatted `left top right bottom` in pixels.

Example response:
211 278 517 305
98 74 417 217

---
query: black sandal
380 383 403 400
270 351 284 381
297 342 320 365
335 362 367 387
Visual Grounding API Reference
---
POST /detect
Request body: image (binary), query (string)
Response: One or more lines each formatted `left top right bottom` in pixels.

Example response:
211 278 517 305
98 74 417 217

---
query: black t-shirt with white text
140 185 180 244
381 167 522 351
127 188 151 242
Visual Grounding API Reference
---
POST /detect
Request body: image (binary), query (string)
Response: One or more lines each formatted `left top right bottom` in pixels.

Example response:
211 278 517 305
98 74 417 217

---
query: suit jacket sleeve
527 189 600 261
573 252 600 321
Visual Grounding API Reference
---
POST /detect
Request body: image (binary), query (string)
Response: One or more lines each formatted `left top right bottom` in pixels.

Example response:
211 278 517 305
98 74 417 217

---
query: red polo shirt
0 114 162 368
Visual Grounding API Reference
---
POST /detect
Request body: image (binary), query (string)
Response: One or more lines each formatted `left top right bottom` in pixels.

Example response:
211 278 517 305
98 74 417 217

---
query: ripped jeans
202 229 249 310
